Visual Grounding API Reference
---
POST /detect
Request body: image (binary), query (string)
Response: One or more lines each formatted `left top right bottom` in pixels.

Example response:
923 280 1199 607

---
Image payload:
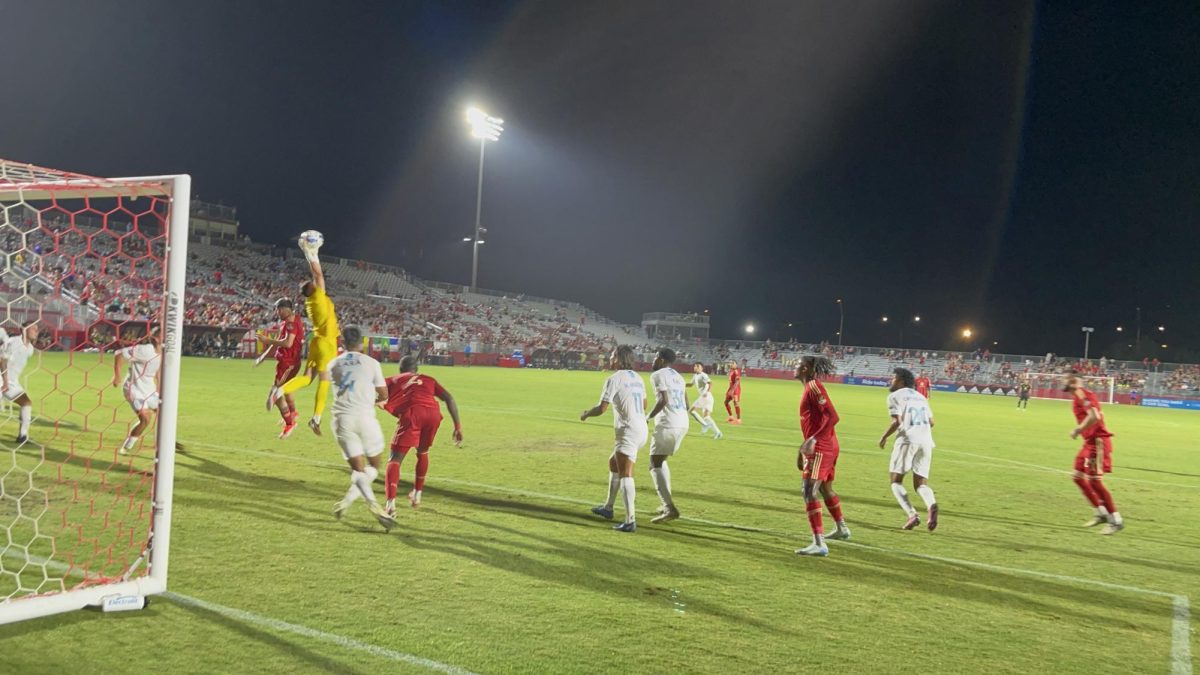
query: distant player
1 322 39 444
381 355 463 515
1064 375 1123 535
645 348 689 523
795 355 850 556
686 363 722 439
1017 378 1031 409
878 368 939 531
256 298 305 437
327 326 395 531
273 234 339 435
724 360 742 424
915 372 931 399
581 345 647 532
113 331 161 455
792 355 849 554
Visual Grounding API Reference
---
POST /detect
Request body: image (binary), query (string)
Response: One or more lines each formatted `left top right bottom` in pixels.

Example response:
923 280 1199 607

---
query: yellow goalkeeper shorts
306 338 339 373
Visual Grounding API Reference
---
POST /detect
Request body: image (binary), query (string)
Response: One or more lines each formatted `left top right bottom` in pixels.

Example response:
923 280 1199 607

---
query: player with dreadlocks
794 355 851 556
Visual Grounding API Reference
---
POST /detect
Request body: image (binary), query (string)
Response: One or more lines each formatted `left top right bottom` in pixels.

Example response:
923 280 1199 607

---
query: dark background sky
4 1 1198 359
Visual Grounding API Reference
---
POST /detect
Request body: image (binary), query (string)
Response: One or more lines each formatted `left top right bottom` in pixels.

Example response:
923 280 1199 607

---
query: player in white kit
646 348 689 523
581 345 647 532
2 322 40 445
686 363 722 439
326 326 396 532
877 368 940 531
113 331 162 455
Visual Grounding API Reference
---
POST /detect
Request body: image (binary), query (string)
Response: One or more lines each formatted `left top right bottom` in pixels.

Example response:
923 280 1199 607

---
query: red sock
734 403 741 420
1073 476 1101 507
724 400 733 416
414 452 430 491
824 495 843 522
385 461 401 501
278 405 290 422
805 500 824 535
1090 478 1117 514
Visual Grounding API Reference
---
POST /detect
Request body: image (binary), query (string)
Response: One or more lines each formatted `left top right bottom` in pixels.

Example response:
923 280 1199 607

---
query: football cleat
1100 522 1124 536
591 505 614 520
332 500 349 521
827 527 852 541
794 543 829 557
651 507 680 524
613 521 637 533
727 416 736 423
928 504 940 532
903 514 921 530
408 489 422 509
1082 515 1107 528
279 413 298 439
384 500 397 519
368 501 396 532
731 419 743 426
307 417 322 436
15 434 28 446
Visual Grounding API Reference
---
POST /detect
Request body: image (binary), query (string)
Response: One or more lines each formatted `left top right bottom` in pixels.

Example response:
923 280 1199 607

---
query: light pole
1081 326 1094 360
836 298 844 348
465 107 503 291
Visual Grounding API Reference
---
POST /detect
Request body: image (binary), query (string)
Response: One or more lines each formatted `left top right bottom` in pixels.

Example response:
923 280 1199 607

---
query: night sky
5 1 1198 359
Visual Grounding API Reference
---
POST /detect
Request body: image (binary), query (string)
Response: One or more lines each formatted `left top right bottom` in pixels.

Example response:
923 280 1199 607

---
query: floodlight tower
465 107 504 291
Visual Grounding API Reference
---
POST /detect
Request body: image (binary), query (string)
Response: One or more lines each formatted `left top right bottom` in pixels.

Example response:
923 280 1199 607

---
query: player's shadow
947 532 1200 576
168 596 373 675
177 451 315 494
427 485 610 530
669 488 796 515
0 604 94 640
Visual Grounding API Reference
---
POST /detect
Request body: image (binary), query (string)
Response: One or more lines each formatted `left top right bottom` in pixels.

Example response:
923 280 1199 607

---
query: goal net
1025 373 1115 404
0 159 189 624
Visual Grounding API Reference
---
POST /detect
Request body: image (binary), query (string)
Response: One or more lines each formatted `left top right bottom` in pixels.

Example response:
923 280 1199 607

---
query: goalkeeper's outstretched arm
305 257 326 291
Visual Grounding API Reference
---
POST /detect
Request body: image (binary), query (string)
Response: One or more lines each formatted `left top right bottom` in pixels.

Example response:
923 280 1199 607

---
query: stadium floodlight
836 298 844 347
881 315 889 323
0 158 191 624
913 315 920 322
1158 325 1166 332
1116 326 1123 332
961 328 973 339
462 237 472 242
464 106 504 292
745 323 755 335
1081 326 1095 360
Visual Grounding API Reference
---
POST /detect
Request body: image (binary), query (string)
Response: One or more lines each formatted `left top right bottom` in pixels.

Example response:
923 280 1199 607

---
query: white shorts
2 383 26 402
124 382 160 413
890 439 934 478
613 427 648 462
332 413 385 460
692 393 714 413
651 425 686 457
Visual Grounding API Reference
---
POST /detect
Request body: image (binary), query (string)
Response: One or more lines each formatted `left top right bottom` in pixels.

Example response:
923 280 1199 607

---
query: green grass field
1 354 1197 674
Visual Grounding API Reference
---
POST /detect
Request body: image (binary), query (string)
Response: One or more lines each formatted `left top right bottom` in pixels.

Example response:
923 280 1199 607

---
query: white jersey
692 371 712 395
326 351 386 417
120 344 161 389
600 370 648 434
2 335 35 383
651 368 689 430
887 387 935 446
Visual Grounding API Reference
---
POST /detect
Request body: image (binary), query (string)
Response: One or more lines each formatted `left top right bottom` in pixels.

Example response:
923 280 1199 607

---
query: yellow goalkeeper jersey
305 287 339 341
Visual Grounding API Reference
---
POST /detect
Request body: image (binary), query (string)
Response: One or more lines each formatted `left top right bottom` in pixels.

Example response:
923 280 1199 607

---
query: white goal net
1025 373 1115 404
0 159 189 624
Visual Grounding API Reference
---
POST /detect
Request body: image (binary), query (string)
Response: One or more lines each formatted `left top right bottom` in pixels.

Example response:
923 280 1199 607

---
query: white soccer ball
299 230 324 250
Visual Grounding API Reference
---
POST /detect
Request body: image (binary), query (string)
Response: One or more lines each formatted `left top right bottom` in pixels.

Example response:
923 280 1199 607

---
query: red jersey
275 314 305 363
915 377 931 398
799 379 839 446
383 372 446 417
728 368 742 391
1071 388 1112 440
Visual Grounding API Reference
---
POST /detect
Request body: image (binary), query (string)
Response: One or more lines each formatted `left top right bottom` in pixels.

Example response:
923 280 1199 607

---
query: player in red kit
915 373 931 399
724 361 743 424
382 355 463 516
1064 375 1124 535
255 298 305 438
794 355 850 556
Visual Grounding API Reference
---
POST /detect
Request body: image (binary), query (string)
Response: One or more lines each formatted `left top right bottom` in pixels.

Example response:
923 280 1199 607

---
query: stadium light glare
913 315 920 322
881 315 889 323
462 237 472 242
1162 344 1169 349
1158 325 1166 332
1116 326 1123 332
745 324 755 334
961 328 973 338
464 106 505 291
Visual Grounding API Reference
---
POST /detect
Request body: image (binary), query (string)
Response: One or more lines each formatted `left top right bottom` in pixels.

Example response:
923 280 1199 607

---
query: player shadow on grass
168 597 374 675
0 603 93 640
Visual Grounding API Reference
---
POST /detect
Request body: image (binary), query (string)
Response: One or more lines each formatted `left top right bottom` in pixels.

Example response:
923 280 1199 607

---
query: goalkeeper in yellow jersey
273 232 340 435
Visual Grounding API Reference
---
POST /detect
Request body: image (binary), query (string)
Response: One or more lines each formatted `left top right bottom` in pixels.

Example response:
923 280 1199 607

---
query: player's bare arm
580 401 610 421
307 257 326 291
112 351 126 387
878 416 901 449
436 388 465 444
646 389 669 422
256 331 295 350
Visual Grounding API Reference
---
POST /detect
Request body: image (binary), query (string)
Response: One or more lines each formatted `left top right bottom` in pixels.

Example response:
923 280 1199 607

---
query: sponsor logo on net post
164 291 181 355
101 594 147 612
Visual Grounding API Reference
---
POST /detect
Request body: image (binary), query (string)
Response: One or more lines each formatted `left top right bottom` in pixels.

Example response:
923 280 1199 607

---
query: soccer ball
299 230 324 249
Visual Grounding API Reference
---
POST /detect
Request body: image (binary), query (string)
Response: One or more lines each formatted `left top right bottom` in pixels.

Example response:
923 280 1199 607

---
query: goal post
1026 373 1115 404
0 159 190 624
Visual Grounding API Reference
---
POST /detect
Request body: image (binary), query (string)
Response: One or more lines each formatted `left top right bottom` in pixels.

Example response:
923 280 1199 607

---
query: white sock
123 436 138 451
19 405 31 436
1096 504 1110 518
707 417 721 436
620 476 636 523
351 468 378 505
1111 511 1123 525
690 410 706 427
916 485 937 509
891 482 917 517
813 533 825 547
650 464 673 510
603 471 619 509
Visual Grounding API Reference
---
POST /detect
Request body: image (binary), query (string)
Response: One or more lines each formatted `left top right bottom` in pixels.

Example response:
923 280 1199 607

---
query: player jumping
686 362 722 439
795 355 850 556
1064 375 1123 535
724 360 742 424
1 321 39 445
878 368 939 531
273 234 339 435
582 345 647 532
113 331 161 455
256 298 305 437
381 355 463 515
327 326 395 531
646 348 689 524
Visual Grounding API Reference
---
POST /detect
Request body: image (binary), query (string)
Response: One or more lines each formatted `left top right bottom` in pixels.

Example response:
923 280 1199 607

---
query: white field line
184 438 1193 674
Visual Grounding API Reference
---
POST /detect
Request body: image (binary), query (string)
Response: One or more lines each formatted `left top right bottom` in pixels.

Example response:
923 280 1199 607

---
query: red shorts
802 446 839 482
1074 436 1113 475
725 388 741 401
391 406 443 451
275 360 301 386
